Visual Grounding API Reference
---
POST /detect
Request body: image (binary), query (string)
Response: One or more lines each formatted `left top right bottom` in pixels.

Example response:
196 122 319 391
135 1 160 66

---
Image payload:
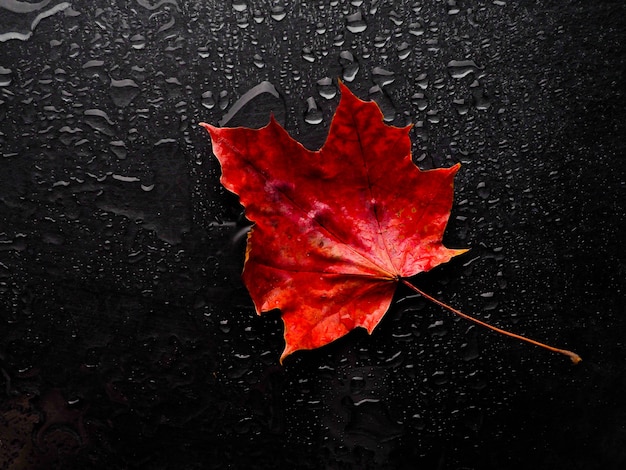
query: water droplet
304 97 323 125
389 10 403 26
472 88 491 110
130 33 146 49
201 90 215 109
131 65 147 82
411 93 428 111
477 181 490 199
67 42 80 58
350 376 365 393
0 1 70 42
301 47 315 63
252 9 264 23
236 16 249 29
219 319 231 333
317 77 336 99
218 81 285 128
374 32 391 49
197 46 210 59
112 174 140 183
345 10 367 33
432 370 448 385
416 73 428 90
315 22 326 35
409 21 424 36
84 109 115 136
411 413 426 430
232 0 247 12
165 77 182 86
396 41 411 60
252 53 265 68
448 0 460 15
453 98 469 115
338 51 359 82
333 33 345 46
270 5 286 21
109 78 140 107
447 59 482 79
82 59 104 70
426 110 440 124
0 66 11 86
428 320 447 337
59 126 82 145
218 90 229 111
372 67 395 87
109 140 127 159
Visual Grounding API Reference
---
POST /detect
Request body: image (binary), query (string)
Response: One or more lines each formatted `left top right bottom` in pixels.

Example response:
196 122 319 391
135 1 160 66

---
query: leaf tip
199 122 216 134
338 79 356 99
279 345 295 365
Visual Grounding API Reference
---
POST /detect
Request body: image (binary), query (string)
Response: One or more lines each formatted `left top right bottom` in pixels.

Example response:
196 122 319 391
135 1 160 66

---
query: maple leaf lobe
201 83 465 362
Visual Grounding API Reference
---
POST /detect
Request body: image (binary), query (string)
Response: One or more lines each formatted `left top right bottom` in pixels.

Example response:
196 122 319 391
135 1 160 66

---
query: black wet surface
0 1 625 469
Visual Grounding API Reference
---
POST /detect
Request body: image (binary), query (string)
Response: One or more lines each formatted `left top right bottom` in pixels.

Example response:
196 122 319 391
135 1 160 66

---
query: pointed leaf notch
201 82 581 365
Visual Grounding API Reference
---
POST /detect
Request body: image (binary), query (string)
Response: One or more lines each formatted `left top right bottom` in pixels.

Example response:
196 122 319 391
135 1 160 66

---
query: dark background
0 1 625 469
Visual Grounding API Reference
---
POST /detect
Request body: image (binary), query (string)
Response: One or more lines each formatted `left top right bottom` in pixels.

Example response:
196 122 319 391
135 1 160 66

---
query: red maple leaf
201 83 580 364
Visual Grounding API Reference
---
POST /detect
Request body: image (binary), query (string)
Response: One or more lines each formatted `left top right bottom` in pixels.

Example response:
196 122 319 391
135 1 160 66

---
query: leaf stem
401 279 581 364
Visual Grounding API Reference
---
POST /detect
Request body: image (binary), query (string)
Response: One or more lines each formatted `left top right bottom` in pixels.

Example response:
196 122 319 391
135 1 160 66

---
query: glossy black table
1 1 624 468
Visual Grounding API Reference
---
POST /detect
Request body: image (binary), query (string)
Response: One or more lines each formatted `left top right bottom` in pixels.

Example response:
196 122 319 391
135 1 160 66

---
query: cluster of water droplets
0 0 554 465
182 0 500 142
